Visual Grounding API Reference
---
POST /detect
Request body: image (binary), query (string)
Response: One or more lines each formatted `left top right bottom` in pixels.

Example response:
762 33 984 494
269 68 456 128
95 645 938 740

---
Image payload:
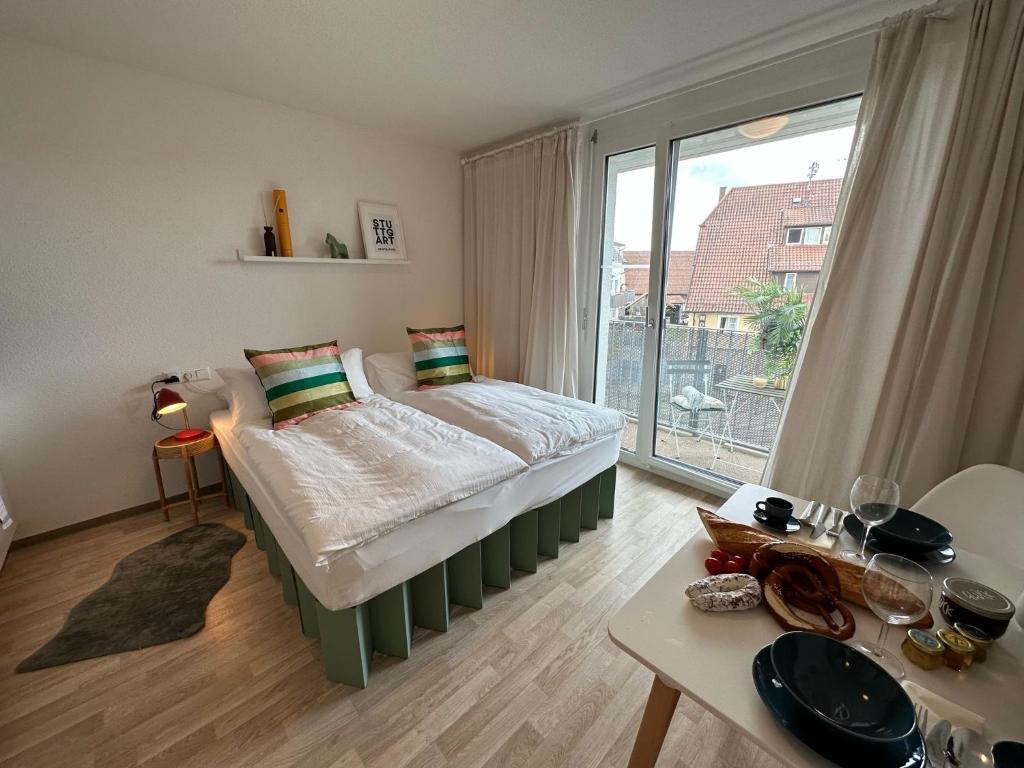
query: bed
212 365 620 687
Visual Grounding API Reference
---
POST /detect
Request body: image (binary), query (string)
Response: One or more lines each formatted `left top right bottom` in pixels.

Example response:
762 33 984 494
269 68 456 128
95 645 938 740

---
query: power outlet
182 367 211 383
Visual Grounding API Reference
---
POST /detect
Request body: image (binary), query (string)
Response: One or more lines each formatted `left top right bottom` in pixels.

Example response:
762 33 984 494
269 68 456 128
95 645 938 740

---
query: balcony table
709 376 788 470
609 483 1024 768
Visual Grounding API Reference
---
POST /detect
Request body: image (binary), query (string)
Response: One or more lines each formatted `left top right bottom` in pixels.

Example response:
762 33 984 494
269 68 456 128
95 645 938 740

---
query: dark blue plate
870 507 953 553
771 631 916 743
752 645 926 768
994 740 1024 768
844 515 956 564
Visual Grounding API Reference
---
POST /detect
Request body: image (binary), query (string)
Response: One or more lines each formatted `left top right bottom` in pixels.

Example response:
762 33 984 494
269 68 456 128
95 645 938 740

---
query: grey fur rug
17 522 245 672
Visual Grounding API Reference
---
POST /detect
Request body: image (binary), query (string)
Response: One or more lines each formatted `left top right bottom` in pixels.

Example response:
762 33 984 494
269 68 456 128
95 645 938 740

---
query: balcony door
590 97 861 493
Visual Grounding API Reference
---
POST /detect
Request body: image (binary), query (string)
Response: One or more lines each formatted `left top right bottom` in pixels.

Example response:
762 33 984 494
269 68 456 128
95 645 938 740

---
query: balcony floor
621 421 767 485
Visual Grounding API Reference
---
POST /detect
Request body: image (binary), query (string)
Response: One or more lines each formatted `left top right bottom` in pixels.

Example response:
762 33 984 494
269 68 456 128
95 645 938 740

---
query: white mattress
212 410 619 611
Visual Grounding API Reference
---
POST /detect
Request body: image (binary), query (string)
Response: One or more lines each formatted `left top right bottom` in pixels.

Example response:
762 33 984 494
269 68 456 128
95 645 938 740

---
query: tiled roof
621 250 694 304
687 178 842 314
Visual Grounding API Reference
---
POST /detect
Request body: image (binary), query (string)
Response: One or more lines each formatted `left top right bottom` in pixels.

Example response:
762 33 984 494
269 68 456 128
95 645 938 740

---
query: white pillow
216 367 271 424
217 347 373 426
341 347 374 399
364 351 417 396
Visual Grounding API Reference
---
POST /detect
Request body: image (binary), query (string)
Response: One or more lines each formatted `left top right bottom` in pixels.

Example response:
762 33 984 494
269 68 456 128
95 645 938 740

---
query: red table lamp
153 386 205 441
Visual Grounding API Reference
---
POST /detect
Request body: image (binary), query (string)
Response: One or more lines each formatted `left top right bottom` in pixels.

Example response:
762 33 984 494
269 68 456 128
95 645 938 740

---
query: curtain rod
461 122 579 165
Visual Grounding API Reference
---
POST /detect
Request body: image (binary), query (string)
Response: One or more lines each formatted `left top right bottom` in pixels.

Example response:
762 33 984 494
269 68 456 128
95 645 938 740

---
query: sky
612 125 855 251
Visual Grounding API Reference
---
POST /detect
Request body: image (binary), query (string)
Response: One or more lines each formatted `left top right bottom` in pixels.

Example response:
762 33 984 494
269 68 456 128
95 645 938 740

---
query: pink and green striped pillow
407 325 473 388
244 340 357 429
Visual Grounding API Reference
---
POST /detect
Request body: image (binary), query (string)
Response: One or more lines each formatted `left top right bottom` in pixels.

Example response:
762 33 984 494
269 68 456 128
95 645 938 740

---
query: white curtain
463 126 579 396
765 0 1024 506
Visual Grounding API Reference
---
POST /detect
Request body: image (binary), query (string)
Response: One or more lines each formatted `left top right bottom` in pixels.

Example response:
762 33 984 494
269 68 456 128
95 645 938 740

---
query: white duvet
234 395 527 563
392 378 625 464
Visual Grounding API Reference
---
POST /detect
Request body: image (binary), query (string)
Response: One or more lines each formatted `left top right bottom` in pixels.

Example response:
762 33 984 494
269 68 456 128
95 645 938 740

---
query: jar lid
906 628 944 655
937 627 976 654
953 622 993 648
942 577 1016 621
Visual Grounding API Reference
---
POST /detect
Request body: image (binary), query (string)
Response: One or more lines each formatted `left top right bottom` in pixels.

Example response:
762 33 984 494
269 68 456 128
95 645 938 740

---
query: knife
809 504 829 539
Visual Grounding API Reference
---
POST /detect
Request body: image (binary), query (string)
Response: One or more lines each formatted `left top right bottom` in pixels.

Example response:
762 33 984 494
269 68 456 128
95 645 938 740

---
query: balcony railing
602 321 784 482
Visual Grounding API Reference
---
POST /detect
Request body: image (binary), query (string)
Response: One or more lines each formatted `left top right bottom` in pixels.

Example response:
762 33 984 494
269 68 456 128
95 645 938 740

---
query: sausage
685 573 762 612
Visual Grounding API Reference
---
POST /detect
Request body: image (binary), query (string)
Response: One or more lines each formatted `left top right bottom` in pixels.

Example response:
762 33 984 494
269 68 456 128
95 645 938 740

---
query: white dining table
608 483 1024 768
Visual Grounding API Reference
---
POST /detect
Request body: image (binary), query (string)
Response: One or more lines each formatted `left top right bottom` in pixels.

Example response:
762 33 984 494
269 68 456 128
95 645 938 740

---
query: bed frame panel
229 463 617 688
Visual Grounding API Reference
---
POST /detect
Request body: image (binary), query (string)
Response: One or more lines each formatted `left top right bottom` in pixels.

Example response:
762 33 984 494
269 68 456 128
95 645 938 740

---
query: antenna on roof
803 161 820 204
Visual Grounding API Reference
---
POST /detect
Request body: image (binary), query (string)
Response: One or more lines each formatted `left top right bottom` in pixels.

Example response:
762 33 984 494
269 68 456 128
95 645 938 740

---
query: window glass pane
650 97 860 485
593 146 655 453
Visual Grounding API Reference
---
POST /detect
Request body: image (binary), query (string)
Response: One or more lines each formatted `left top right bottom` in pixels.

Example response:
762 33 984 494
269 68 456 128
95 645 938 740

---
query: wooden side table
151 430 227 525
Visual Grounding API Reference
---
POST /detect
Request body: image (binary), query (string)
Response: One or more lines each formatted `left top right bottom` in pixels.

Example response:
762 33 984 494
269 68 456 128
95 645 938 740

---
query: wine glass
840 474 900 563
851 553 933 679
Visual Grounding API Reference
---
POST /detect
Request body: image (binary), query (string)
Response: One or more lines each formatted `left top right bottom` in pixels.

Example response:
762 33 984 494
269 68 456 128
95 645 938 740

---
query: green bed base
225 463 617 688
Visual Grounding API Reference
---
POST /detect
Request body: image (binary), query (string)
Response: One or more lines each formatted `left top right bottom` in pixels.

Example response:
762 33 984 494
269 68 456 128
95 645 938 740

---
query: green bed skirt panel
481 525 511 589
280 560 299 606
226 468 254 530
599 465 617 519
581 475 601 530
509 509 539 573
239 463 619 687
411 562 449 632
251 507 267 551
316 601 372 688
368 582 413 659
296 576 320 639
560 487 583 543
447 541 483 609
537 500 561 558
264 528 281 577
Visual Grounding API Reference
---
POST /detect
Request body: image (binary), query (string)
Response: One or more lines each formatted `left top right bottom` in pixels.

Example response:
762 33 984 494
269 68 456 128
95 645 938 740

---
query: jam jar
953 623 993 663
901 628 944 670
937 627 976 671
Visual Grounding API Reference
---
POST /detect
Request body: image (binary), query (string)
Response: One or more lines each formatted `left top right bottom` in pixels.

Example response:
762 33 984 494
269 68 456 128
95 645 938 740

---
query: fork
825 507 847 537
915 703 932 766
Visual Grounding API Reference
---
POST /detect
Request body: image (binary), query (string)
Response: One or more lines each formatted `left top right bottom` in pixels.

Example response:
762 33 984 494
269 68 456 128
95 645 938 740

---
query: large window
591 97 860 490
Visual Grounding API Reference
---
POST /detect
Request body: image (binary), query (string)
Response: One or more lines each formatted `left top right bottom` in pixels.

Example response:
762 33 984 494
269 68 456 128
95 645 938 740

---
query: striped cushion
407 325 473 388
244 340 358 429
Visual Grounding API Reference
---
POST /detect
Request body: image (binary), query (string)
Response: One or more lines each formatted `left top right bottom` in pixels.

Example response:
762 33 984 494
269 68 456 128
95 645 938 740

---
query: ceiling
0 0 906 151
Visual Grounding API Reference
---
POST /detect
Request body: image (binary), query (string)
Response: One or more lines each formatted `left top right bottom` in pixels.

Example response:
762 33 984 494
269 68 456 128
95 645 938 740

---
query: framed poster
358 201 407 261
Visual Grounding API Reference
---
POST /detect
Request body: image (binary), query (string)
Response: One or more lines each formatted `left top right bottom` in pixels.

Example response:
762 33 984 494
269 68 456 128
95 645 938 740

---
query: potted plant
731 278 808 389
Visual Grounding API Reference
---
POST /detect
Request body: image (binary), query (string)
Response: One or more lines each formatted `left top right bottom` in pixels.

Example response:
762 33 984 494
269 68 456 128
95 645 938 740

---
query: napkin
902 680 986 732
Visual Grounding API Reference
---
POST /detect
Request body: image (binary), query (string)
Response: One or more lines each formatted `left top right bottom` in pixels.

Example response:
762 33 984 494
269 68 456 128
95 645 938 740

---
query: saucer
754 509 800 534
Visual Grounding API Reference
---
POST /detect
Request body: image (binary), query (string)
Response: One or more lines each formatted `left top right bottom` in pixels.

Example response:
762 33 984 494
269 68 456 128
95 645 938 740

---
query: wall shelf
236 250 409 265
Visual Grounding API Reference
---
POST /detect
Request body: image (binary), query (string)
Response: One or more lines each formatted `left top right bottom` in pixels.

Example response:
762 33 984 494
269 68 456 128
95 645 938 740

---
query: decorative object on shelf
358 201 406 261
263 226 277 257
273 188 293 257
151 376 206 441
750 542 856 640
325 233 349 259
685 573 761 612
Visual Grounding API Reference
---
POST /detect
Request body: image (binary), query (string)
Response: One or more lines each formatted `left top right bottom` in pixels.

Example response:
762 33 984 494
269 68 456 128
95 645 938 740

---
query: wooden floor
0 465 784 768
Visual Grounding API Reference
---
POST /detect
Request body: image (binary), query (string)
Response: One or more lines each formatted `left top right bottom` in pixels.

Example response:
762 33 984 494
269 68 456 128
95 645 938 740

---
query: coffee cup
756 497 794 527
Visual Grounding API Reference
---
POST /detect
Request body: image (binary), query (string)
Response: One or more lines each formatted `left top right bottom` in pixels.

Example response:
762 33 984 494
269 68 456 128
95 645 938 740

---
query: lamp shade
155 388 187 416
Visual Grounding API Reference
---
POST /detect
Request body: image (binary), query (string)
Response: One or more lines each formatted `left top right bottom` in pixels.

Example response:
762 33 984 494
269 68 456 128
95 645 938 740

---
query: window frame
783 272 797 290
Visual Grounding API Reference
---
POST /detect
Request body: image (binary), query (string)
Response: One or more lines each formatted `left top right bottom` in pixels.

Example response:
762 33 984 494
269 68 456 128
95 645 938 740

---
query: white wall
0 36 464 538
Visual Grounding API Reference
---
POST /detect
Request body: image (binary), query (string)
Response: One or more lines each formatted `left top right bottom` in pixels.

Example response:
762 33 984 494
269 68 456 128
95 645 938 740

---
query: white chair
914 464 1024 571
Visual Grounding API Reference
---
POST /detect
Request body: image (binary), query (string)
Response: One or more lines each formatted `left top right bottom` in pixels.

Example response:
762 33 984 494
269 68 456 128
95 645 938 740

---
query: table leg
185 457 200 526
628 675 681 768
152 449 169 522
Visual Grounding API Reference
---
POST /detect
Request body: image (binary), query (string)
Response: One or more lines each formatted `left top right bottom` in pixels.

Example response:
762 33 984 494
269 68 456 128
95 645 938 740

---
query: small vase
263 226 277 257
